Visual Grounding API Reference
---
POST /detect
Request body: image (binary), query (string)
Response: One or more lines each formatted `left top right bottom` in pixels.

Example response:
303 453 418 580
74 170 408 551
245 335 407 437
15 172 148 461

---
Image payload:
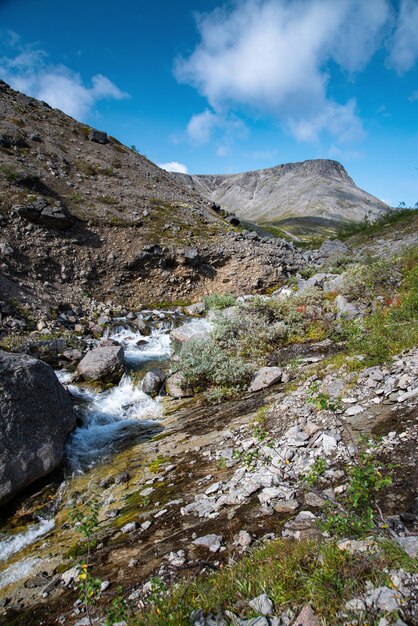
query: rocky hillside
175 159 389 236
0 80 304 310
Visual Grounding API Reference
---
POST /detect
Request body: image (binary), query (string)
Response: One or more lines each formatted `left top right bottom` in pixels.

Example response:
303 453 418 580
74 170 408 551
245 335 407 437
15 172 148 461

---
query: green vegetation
203 293 237 310
337 249 418 365
134 538 416 625
75 159 115 178
178 337 253 400
98 194 118 205
69 500 103 625
337 208 418 240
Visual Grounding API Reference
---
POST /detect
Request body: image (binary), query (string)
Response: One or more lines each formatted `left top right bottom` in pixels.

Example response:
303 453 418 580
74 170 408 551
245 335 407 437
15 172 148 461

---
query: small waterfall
0 518 55 564
0 311 204 580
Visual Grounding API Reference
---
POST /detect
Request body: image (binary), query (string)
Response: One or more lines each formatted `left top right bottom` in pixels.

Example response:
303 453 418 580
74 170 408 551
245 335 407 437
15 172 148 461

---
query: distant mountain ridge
174 159 389 231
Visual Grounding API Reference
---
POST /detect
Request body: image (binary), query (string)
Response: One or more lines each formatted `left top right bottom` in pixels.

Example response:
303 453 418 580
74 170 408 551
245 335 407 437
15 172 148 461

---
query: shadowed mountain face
174 160 389 231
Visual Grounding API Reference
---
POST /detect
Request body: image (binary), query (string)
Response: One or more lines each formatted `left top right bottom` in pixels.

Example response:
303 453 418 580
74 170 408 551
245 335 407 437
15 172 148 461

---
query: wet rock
248 367 282 392
185 302 205 316
0 350 76 505
77 345 124 384
132 317 152 336
249 593 273 616
142 368 166 396
166 372 194 399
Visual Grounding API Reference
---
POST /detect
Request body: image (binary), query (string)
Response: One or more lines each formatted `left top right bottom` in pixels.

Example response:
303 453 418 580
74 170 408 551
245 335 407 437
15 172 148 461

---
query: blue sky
0 0 417 206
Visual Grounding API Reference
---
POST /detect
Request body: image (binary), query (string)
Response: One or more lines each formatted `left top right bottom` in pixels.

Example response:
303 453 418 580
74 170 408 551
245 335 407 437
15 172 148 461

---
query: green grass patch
134 538 417 625
203 293 237 310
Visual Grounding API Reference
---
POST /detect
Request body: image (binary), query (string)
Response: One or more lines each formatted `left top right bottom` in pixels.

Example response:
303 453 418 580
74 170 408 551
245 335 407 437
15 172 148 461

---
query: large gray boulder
77 345 124 384
142 368 166 396
170 319 211 344
0 350 76 505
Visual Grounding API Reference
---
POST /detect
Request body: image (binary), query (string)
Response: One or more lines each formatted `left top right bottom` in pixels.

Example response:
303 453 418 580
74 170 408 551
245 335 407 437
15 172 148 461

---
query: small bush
340 260 401 301
178 337 253 393
203 293 237 310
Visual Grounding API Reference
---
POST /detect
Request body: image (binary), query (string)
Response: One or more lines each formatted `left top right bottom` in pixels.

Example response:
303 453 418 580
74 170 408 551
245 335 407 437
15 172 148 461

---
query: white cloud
175 0 392 144
0 38 129 120
409 91 418 102
158 161 189 174
328 144 363 161
216 144 231 157
387 0 418 74
187 109 219 143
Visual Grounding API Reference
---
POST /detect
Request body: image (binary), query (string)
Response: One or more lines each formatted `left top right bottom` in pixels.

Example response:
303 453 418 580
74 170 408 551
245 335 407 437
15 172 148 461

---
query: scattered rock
166 372 193 398
192 534 223 553
88 128 108 144
293 604 320 626
15 198 74 230
248 367 282 392
248 593 273 616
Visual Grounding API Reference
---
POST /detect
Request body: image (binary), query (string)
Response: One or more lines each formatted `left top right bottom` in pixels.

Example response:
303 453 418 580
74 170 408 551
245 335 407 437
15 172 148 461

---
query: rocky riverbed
1 234 418 625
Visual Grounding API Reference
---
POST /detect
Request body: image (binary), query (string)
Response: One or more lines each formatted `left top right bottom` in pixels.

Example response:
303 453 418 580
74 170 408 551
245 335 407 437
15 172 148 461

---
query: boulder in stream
77 345 124 384
142 368 166 396
0 349 76 505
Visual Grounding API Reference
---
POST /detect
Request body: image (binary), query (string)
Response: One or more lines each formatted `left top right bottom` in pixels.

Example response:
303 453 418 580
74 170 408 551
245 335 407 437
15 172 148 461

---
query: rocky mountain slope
0 80 303 310
175 160 389 235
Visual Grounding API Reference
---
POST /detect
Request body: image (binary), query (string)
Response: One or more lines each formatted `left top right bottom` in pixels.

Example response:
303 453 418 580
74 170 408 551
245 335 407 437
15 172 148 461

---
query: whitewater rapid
0 312 208 586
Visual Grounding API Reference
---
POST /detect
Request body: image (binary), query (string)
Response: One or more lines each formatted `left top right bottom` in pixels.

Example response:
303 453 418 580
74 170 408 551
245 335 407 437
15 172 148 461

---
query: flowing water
0 310 198 588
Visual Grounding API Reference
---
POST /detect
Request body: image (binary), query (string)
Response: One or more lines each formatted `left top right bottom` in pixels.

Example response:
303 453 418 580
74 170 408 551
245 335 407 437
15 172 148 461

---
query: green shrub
337 207 418 240
203 293 237 310
340 260 401 301
340 252 418 365
178 337 253 393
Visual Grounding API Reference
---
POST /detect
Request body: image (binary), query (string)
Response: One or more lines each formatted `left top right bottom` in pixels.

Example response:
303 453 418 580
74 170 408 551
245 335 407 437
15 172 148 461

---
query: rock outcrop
0 350 76 505
175 160 388 228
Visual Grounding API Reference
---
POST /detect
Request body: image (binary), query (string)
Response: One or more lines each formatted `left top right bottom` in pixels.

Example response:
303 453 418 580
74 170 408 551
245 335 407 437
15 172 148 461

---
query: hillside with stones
0 80 304 311
175 160 389 236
